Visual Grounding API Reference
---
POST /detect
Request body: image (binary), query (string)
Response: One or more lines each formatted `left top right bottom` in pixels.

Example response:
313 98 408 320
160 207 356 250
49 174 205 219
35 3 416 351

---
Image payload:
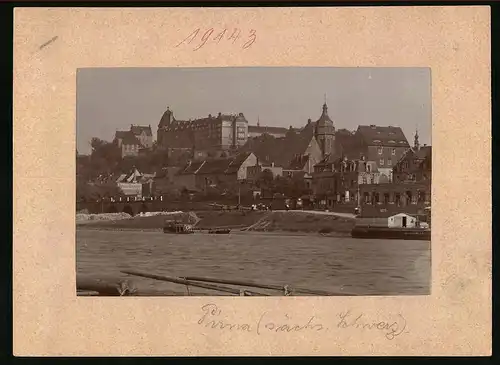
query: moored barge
163 220 194 234
351 225 431 240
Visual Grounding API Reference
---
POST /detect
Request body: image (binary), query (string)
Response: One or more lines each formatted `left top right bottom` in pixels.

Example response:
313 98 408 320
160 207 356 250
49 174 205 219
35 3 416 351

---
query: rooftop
130 125 153 137
356 125 409 147
115 130 143 146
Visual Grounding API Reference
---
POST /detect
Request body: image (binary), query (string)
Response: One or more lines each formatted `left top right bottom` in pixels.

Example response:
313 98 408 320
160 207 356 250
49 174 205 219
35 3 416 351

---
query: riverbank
77 210 355 235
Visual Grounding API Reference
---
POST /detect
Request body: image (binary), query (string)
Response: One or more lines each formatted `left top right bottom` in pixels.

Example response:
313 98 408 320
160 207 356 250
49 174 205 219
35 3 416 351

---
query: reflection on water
76 229 431 296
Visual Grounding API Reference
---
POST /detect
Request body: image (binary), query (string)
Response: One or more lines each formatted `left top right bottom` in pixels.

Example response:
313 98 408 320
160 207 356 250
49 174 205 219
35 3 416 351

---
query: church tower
314 98 335 157
414 127 420 151
157 106 174 147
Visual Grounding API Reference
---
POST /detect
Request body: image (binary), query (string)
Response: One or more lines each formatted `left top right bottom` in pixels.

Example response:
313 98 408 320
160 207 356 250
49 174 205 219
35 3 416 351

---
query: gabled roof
394 145 431 168
287 154 310 170
177 160 206 175
415 145 431 159
116 168 146 183
356 125 409 147
115 130 129 140
176 152 253 176
131 125 153 136
240 132 315 169
197 159 231 175
119 131 143 146
225 152 253 174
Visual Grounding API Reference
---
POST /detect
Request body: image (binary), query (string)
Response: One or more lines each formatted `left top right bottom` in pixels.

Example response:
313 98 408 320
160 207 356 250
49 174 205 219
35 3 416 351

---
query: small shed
388 213 417 228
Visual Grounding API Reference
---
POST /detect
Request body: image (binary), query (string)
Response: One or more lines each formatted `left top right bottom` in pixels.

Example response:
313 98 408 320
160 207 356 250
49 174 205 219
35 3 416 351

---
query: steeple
314 97 335 158
159 106 173 128
414 127 420 151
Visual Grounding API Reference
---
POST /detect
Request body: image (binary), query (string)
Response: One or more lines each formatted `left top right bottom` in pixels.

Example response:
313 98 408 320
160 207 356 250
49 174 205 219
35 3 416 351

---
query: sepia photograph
76 67 432 297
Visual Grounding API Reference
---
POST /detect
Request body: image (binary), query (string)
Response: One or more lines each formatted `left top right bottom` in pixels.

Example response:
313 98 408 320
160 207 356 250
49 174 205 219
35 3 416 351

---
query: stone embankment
77 209 355 235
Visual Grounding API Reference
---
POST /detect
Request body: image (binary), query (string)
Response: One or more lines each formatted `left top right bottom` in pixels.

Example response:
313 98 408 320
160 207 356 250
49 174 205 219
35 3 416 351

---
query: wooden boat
163 220 194 234
120 270 356 296
351 226 431 240
208 228 231 234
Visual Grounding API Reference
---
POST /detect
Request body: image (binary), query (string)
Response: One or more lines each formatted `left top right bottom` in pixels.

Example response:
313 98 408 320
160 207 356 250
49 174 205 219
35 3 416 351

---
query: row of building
107 100 430 218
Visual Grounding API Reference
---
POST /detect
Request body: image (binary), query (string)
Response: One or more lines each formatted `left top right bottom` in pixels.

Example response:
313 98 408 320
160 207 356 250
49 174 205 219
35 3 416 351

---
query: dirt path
273 209 356 219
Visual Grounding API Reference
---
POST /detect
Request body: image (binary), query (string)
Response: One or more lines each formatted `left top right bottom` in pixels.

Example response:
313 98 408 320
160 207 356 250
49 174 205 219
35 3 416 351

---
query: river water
76 229 431 296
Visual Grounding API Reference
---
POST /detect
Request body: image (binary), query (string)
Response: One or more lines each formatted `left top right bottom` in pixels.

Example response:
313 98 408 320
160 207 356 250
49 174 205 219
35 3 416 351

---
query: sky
77 67 431 155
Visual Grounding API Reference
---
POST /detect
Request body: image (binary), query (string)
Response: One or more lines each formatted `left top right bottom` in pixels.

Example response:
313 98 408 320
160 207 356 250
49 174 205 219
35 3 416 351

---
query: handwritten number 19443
175 28 257 51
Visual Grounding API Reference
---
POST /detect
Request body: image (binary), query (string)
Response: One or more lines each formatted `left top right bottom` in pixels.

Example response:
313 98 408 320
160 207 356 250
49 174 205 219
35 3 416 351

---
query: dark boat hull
208 229 231 234
163 227 194 234
351 226 431 240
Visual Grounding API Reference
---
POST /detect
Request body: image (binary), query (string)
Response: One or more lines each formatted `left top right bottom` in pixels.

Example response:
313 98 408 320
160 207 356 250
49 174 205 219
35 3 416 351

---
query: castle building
157 107 249 153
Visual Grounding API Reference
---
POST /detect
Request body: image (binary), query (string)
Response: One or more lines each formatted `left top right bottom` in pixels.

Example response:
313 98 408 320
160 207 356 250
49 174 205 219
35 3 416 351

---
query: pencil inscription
197 304 408 340
175 28 257 51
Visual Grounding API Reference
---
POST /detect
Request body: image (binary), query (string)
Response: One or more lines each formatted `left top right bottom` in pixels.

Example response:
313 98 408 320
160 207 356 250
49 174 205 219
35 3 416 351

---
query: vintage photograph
76 67 432 297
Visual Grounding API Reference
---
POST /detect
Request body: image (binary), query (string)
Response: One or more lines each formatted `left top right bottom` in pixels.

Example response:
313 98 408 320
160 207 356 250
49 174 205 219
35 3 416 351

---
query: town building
172 152 257 192
116 167 156 197
357 181 431 215
393 131 431 183
334 125 410 181
246 162 283 182
114 131 142 158
311 155 382 210
130 124 153 149
156 107 249 153
114 124 154 158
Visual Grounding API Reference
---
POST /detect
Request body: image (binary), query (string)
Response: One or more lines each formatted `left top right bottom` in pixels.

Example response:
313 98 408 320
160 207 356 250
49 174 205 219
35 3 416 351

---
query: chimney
209 114 212 118
218 112 222 117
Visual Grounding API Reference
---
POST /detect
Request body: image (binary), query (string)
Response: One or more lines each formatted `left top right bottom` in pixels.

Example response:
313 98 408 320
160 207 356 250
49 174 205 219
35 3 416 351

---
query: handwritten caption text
197 304 408 340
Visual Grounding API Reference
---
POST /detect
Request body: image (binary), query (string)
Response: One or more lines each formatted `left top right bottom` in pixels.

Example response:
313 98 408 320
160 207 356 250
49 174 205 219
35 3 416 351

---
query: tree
259 169 274 185
88 137 122 178
76 180 122 202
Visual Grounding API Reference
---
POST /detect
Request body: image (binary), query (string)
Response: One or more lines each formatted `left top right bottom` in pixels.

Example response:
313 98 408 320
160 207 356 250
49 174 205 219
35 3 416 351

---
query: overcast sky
77 67 431 155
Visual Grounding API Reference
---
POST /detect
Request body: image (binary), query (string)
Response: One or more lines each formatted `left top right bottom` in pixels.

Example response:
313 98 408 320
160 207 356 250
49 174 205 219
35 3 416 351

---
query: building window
379 159 384 166
362 176 367 184
391 148 396 155
384 193 390 204
395 193 401 206
378 147 383 155
388 159 392 166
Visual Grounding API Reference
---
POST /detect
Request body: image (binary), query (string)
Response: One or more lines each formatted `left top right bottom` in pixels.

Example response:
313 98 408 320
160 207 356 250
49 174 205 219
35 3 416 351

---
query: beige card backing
13 6 491 356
